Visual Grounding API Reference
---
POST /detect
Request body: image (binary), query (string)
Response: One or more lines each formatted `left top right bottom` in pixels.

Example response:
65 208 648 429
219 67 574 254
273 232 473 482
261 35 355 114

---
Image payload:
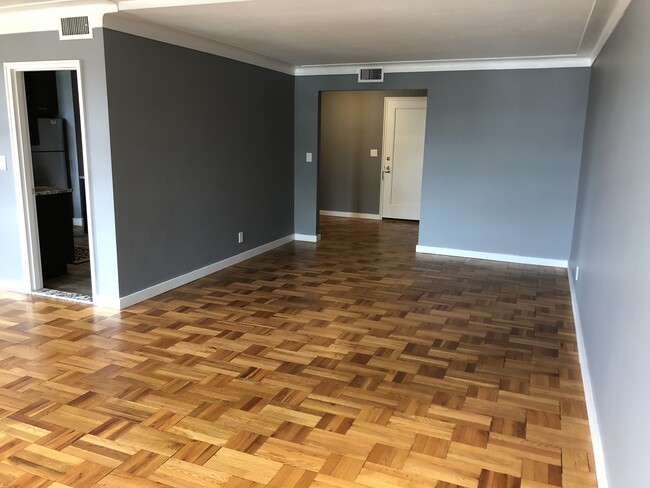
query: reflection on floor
42 225 92 299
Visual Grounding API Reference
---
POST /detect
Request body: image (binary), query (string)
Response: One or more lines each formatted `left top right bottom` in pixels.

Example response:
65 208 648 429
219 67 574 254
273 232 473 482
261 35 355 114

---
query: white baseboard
568 269 608 488
415 245 568 268
0 280 30 294
93 295 121 309
294 233 321 243
319 210 381 220
72 218 84 226
118 234 295 309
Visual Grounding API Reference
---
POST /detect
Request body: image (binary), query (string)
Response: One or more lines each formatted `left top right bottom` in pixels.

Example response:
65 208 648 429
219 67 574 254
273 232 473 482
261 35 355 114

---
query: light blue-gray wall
319 90 426 215
0 30 119 301
569 0 649 485
295 69 590 260
103 30 294 297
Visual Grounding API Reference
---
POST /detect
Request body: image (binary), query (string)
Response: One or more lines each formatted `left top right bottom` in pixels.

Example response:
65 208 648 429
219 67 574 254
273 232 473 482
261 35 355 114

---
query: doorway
380 97 427 220
318 89 427 230
4 61 95 302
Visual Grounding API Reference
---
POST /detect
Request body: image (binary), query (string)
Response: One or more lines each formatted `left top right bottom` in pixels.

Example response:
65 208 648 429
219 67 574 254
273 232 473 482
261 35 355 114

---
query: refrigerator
31 118 70 189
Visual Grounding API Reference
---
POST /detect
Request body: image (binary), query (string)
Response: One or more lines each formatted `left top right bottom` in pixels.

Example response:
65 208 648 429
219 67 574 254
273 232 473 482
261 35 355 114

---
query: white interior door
381 97 427 220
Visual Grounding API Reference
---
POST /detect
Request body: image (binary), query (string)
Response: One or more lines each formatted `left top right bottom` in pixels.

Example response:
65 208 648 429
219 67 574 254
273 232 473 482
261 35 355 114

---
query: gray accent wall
570 0 649 485
319 90 425 215
295 69 590 260
0 30 120 300
103 30 294 297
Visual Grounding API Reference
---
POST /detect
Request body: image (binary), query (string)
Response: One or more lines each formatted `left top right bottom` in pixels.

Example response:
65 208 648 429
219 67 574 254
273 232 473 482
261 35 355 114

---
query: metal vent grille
60 16 91 39
358 68 384 83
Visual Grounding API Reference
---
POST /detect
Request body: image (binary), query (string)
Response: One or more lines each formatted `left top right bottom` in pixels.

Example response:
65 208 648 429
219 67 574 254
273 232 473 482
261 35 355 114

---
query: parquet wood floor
0 217 597 487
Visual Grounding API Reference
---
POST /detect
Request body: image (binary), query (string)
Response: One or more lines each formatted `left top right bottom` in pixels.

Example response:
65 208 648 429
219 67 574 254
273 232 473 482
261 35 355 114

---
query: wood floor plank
0 217 598 487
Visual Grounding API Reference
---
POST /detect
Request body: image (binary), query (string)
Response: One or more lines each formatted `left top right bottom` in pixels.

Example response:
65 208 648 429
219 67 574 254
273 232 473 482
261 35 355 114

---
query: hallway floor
0 216 597 487
41 226 92 300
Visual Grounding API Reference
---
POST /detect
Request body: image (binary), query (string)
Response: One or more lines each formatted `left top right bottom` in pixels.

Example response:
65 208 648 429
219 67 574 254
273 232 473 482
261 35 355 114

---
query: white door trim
4 60 97 299
379 96 427 220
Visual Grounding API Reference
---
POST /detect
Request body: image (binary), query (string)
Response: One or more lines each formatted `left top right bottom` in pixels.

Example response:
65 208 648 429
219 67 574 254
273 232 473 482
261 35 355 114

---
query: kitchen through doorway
5 61 95 303
26 70 91 301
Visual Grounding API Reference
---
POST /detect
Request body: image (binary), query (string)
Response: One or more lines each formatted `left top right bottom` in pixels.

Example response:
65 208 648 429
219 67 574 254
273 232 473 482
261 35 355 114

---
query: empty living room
0 0 647 487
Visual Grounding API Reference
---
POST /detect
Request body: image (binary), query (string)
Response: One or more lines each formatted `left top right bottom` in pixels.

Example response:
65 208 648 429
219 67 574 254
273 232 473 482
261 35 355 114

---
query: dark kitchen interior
25 70 91 300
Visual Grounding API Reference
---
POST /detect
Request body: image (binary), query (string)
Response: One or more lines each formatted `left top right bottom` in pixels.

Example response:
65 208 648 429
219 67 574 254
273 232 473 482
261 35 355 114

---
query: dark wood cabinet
36 190 74 280
24 71 59 146
25 71 59 117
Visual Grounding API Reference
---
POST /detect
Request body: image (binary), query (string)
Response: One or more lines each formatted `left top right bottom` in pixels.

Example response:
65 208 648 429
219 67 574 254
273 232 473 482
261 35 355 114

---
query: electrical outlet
370 149 378 157
306 152 312 163
238 231 244 244
575 266 579 281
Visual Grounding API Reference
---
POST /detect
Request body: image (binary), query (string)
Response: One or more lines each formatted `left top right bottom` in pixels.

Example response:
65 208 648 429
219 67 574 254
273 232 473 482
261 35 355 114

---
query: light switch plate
370 149 378 157
306 152 312 163
0 156 6 171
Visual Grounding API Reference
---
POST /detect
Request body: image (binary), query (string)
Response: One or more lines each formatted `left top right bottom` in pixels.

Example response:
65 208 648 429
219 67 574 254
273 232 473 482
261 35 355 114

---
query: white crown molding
103 12 294 75
294 55 593 77
576 0 599 60
415 245 568 268
116 0 252 10
587 0 632 62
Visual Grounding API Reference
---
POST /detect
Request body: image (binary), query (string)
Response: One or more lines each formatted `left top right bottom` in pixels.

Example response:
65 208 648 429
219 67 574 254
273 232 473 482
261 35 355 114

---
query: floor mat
33 288 92 304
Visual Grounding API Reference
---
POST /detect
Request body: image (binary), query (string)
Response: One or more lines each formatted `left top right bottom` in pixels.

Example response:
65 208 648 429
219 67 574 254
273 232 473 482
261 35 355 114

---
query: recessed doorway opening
317 89 427 239
5 61 96 304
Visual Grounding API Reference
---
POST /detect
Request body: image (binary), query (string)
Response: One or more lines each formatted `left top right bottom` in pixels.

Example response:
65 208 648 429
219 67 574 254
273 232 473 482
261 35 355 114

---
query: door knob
386 157 391 161
385 165 391 174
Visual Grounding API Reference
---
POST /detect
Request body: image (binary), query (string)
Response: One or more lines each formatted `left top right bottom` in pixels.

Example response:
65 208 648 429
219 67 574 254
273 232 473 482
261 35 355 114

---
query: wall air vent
59 16 92 40
358 67 384 83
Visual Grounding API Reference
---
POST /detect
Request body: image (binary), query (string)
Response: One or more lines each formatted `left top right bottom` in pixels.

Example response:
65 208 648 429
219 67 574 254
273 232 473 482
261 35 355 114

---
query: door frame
4 60 97 297
379 96 427 220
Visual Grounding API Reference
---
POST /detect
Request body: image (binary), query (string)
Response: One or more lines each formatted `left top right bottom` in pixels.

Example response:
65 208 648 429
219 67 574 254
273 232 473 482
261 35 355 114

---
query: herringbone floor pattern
0 217 597 487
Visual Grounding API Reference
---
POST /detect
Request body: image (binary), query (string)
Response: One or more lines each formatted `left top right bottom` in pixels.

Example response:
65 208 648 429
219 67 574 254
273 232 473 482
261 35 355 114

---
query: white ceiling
118 0 611 66
0 0 631 71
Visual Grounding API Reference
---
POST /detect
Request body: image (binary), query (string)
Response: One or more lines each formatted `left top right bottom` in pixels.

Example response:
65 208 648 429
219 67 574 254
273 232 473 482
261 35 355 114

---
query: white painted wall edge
294 234 321 243
117 234 295 309
568 269 609 488
319 210 381 220
0 280 31 294
295 55 593 76
415 245 568 268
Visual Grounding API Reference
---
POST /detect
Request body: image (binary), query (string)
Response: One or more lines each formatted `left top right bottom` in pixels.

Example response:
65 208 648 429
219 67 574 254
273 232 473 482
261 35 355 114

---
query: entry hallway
0 217 596 487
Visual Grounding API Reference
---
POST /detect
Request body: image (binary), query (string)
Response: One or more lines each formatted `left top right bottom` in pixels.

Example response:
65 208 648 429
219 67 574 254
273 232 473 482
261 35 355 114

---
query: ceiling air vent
59 16 92 40
358 67 384 83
